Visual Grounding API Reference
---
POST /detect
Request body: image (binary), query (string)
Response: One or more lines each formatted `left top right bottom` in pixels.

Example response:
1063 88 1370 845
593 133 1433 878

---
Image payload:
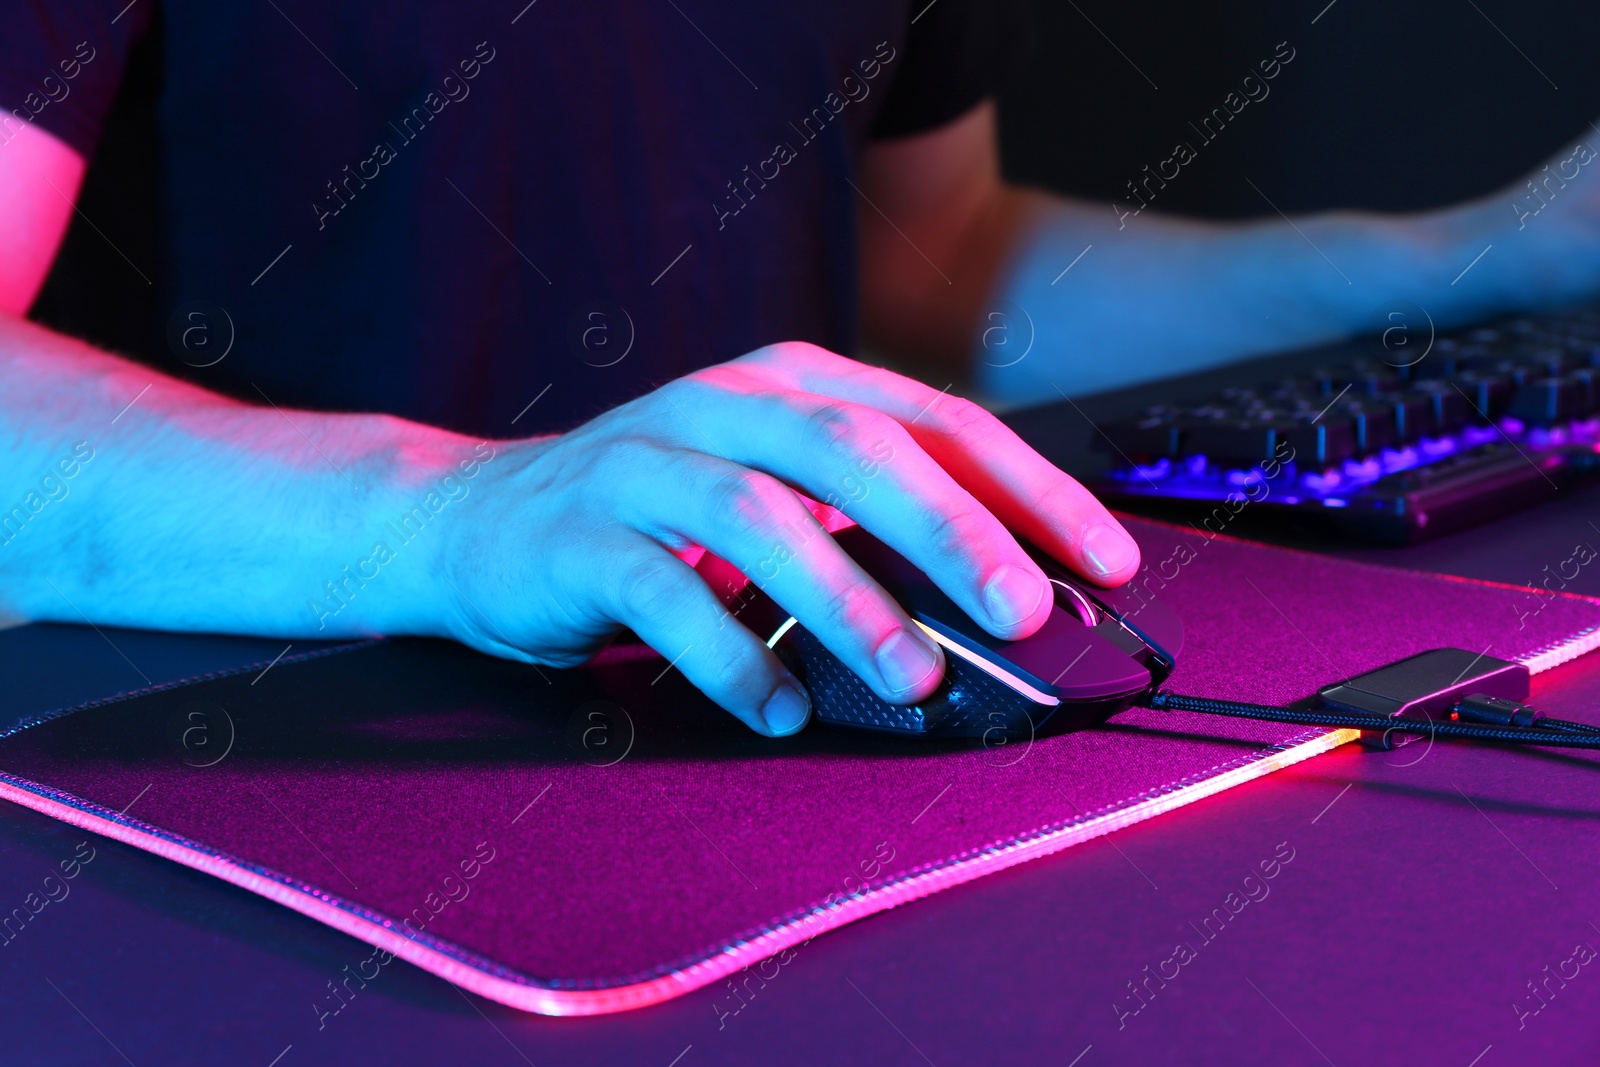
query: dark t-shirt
1 0 1025 436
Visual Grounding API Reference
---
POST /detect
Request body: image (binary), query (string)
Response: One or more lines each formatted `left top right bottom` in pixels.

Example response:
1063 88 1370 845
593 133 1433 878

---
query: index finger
749 344 1142 585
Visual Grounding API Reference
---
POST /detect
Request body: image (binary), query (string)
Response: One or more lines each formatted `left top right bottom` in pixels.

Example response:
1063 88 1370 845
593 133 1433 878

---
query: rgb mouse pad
2 519 1598 1014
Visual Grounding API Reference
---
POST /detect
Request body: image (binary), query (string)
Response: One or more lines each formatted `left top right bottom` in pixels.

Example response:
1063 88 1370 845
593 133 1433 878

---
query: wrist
1424 186 1600 318
1428 195 1528 312
325 417 505 640
1296 199 1536 336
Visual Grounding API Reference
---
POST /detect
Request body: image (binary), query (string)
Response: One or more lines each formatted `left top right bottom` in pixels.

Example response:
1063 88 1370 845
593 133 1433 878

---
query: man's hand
439 342 1141 736
1490 130 1600 307
860 101 1600 404
0 138 1137 744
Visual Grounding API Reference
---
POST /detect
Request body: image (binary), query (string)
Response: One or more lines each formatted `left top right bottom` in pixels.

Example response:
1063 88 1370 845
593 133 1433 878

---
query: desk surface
6 400 1600 1066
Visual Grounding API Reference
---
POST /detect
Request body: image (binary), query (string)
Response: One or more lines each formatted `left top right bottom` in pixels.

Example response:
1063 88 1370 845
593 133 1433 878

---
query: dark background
997 0 1600 216
35 0 1600 360
11 3 1600 1065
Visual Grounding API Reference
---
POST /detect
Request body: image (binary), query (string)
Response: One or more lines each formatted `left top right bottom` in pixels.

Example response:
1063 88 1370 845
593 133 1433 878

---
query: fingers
908 395 1142 587
684 388 1055 641
538 343 1136 735
621 452 946 705
603 531 813 737
740 342 1142 587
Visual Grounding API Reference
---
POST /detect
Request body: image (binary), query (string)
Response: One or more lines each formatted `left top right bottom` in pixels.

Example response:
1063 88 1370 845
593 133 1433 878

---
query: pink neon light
0 725 1358 1017
1520 626 1600 675
2 531 1594 1018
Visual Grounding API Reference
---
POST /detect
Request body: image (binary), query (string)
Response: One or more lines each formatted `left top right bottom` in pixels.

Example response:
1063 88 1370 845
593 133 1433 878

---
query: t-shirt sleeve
870 0 1034 140
0 1 153 158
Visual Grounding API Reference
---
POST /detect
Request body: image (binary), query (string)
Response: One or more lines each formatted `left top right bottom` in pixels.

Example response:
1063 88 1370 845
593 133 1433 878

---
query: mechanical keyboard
1091 306 1600 543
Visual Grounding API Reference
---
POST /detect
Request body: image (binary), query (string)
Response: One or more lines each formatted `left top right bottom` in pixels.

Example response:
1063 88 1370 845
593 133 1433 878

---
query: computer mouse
764 526 1183 740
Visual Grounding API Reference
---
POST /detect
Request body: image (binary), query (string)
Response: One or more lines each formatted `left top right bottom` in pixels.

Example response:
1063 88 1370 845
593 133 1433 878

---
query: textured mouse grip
773 623 1048 739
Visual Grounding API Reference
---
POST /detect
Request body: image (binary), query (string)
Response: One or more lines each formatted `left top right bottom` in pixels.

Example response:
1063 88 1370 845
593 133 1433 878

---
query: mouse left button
1049 579 1100 627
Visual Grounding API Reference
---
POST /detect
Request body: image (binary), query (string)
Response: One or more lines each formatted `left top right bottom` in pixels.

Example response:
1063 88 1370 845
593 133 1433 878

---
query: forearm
0 312 482 639
976 186 1540 403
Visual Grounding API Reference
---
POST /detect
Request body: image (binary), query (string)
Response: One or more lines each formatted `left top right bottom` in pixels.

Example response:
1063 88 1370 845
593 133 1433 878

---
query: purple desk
4 458 1599 1066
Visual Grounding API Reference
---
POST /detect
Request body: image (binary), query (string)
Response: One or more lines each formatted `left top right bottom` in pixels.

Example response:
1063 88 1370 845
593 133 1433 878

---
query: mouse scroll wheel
1049 579 1100 627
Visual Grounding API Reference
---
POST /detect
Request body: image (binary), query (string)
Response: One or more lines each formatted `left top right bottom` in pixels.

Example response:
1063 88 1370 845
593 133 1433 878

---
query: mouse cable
1141 691 1600 751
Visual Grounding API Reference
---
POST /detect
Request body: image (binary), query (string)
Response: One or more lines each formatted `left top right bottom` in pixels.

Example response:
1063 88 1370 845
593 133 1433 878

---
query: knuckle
704 467 790 530
921 506 987 560
704 642 772 704
802 402 863 450
617 555 688 626
761 339 835 367
655 375 698 400
1028 469 1089 516
587 434 647 475
802 401 895 458
815 577 882 636
645 377 713 422
935 396 1003 442
678 363 736 394
1027 477 1064 516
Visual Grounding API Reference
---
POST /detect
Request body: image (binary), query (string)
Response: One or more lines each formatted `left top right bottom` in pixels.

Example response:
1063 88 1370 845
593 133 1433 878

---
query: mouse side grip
775 624 1084 739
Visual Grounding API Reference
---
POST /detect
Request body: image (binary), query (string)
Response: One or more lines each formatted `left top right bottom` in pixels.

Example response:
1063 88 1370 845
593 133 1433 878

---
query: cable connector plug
1451 693 1543 729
